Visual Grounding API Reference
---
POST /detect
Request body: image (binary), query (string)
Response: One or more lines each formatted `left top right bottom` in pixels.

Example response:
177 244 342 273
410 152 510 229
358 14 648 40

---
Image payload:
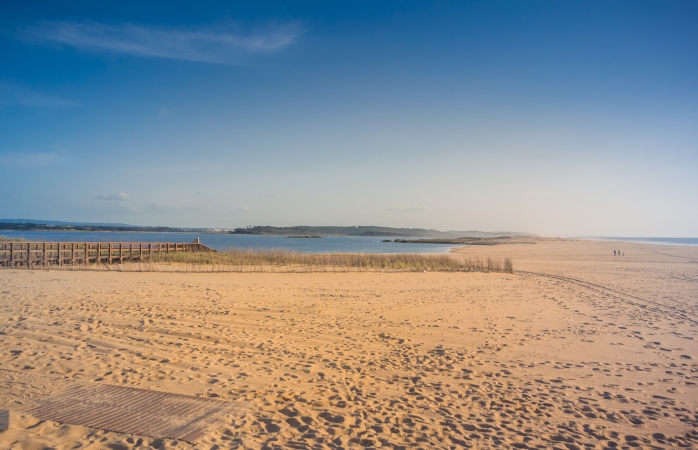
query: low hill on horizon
0 218 138 228
0 220 191 233
0 220 532 238
231 226 531 238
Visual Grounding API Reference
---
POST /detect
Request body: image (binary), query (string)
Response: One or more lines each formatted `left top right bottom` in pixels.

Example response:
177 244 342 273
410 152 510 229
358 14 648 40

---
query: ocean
0 230 458 254
591 237 698 246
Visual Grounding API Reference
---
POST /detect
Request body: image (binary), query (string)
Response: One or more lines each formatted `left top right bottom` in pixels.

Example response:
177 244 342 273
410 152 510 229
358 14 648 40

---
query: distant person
614 250 616 256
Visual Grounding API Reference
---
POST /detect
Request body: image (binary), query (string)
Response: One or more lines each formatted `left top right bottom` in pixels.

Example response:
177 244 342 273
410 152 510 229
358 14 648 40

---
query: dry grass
0 236 28 242
24 248 513 274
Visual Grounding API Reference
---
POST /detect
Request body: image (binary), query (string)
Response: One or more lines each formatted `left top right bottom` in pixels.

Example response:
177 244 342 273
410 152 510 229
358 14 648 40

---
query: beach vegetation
15 248 514 274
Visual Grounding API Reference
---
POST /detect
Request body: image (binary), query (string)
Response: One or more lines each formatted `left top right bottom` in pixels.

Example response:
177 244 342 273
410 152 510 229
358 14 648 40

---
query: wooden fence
0 240 215 267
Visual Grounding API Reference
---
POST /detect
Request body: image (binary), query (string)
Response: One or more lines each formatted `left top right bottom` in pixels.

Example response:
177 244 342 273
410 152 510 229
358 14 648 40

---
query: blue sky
1 1 696 235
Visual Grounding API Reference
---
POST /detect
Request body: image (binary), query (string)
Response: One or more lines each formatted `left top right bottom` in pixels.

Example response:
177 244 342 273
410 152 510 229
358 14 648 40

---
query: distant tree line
0 223 189 233
230 226 449 237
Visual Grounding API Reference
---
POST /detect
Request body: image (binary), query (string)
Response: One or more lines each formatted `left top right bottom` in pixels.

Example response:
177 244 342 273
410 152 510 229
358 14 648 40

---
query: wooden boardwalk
0 409 8 432
0 239 215 267
25 383 244 443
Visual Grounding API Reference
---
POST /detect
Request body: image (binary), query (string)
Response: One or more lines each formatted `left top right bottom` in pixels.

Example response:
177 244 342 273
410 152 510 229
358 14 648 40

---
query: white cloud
0 82 76 108
96 192 129 201
21 21 303 64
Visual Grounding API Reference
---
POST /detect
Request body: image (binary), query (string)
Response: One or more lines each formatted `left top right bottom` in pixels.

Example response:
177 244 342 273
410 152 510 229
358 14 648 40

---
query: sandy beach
1 238 697 449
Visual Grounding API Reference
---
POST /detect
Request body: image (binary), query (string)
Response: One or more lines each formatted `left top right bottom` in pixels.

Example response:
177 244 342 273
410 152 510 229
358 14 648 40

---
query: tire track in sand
670 273 698 284
517 270 698 326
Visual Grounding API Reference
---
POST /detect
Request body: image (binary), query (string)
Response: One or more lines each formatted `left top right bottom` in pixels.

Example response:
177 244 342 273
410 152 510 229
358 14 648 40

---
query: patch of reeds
28 248 514 274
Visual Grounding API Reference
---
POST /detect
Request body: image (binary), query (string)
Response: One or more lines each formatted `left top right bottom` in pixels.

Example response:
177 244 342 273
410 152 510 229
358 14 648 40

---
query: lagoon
0 230 459 254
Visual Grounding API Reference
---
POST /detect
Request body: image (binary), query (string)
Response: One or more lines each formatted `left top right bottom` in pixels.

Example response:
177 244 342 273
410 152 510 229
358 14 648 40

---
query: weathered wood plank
0 239 215 267
0 409 8 432
24 384 243 443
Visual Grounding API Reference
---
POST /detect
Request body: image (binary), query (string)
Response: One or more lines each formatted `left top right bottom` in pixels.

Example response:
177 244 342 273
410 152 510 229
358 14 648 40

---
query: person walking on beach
614 250 617 256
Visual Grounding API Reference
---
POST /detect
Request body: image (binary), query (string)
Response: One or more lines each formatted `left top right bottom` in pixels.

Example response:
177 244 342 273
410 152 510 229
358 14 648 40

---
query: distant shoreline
580 237 698 246
3 227 694 247
0 223 529 239
385 236 537 246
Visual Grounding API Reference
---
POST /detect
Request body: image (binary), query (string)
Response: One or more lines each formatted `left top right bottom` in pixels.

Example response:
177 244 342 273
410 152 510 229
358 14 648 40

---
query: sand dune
1 239 697 448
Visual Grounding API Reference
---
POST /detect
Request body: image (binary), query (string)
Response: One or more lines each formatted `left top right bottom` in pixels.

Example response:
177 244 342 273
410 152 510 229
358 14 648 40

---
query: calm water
592 237 698 246
0 231 459 254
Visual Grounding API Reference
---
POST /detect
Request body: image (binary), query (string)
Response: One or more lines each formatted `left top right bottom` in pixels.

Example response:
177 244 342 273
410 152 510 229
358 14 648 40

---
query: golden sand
1 239 697 449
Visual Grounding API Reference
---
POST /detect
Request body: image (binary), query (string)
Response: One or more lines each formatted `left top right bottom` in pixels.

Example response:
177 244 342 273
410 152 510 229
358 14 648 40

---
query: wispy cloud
20 20 303 64
0 82 76 108
93 196 183 214
0 151 64 168
96 192 129 201
144 201 178 212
